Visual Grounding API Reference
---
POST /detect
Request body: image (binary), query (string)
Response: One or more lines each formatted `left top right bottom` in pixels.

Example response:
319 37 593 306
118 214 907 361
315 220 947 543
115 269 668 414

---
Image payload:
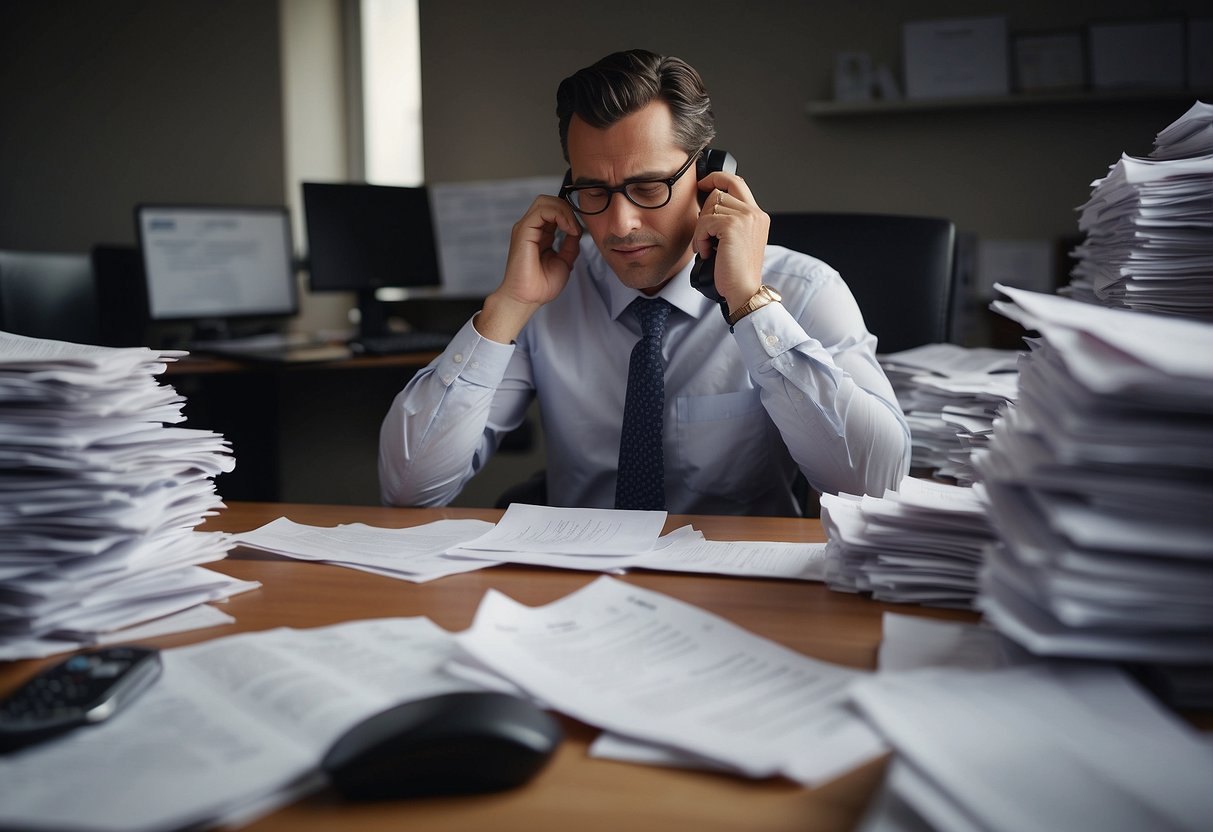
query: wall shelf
806 87 1210 118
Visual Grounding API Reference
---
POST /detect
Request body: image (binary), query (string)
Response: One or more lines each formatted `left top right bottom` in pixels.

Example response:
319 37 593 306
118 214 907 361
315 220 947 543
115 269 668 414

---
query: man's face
565 101 700 295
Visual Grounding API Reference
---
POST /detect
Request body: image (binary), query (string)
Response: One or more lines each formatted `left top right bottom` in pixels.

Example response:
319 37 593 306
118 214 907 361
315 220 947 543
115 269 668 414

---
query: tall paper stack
1066 101 1213 319
973 286 1213 666
0 333 254 659
879 343 1020 482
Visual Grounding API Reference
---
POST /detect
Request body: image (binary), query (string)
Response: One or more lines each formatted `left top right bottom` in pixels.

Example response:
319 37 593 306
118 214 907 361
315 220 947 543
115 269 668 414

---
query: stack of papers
819 477 998 609
0 333 252 660
879 344 1021 482
1149 99 1213 161
1065 100 1213 319
859 614 1212 832
852 663 1213 832
973 286 1213 664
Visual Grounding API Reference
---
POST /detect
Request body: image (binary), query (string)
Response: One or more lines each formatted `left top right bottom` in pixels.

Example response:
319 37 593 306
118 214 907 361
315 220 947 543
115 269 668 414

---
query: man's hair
556 49 716 162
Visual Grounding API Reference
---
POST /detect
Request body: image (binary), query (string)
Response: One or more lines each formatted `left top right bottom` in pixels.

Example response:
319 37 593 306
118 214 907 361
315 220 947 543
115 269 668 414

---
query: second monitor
302 182 443 342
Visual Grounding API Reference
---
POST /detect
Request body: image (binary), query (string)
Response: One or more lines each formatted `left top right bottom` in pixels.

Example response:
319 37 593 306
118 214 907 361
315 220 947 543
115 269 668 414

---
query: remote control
0 645 162 752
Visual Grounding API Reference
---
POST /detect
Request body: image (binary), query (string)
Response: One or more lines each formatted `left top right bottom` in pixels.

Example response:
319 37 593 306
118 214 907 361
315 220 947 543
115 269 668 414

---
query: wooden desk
2 502 980 832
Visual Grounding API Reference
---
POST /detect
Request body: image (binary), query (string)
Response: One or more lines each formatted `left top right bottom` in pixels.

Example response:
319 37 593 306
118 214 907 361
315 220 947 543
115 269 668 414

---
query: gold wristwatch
726 284 782 326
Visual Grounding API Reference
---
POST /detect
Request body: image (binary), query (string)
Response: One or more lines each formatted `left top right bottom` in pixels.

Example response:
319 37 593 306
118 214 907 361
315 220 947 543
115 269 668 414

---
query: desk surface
2 502 981 832
165 351 439 375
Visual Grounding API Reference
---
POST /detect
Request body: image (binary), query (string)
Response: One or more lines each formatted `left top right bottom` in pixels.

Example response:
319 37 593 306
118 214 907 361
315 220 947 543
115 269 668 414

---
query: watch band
726 285 782 327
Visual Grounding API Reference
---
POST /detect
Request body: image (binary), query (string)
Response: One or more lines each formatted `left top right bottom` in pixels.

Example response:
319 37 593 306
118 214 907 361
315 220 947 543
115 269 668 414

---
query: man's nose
603 194 644 237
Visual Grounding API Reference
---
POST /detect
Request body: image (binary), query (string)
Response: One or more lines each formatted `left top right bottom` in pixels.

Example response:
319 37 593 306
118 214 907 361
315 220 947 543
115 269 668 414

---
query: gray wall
4 0 1206 260
419 0 1208 243
0 0 285 252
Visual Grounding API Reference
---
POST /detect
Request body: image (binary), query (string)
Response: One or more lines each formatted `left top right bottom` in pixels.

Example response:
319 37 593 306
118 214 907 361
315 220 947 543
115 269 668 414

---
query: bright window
360 0 423 186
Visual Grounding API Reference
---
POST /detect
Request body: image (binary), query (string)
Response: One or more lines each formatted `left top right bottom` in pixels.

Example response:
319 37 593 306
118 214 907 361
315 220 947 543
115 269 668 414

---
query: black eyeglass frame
559 148 705 215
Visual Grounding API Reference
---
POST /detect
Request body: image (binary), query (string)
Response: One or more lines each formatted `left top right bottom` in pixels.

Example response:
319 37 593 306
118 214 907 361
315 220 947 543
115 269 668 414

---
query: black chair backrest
766 212 956 353
91 244 150 347
0 250 100 344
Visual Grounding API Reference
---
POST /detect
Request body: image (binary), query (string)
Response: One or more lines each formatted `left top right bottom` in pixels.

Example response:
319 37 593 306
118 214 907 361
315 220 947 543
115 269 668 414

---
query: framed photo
903 16 1010 100
1012 31 1085 93
1088 18 1184 90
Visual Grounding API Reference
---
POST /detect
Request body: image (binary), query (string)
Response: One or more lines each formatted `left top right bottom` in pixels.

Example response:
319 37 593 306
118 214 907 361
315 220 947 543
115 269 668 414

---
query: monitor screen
136 205 298 322
302 182 441 293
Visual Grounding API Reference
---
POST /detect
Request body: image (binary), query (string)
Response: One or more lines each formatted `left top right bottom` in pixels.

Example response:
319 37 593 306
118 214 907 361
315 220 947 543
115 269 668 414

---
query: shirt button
470 361 480 369
766 334 779 346
452 353 464 364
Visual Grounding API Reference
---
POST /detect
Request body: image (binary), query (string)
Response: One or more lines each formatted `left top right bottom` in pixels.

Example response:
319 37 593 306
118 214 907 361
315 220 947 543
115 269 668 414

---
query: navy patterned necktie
615 297 673 511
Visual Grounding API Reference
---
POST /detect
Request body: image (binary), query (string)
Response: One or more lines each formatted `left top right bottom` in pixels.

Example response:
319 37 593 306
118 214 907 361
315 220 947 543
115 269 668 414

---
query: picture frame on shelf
1088 18 1184 90
902 15 1010 100
1012 30 1086 93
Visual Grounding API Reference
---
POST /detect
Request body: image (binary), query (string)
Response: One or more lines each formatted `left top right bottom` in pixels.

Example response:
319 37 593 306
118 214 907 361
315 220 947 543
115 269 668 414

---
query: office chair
91 244 150 347
494 214 956 516
0 250 100 344
766 212 956 353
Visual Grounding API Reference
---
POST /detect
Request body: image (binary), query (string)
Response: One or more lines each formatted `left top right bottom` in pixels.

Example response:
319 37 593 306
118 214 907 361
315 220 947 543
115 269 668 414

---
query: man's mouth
614 244 655 260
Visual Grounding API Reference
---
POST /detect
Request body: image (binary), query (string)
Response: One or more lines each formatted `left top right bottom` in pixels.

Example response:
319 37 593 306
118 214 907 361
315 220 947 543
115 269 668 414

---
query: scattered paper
452 575 887 785
234 517 499 581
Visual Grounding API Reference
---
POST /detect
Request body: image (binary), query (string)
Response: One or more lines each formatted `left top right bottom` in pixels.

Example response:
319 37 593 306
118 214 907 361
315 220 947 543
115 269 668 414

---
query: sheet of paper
880 343 1021 376
0 617 480 832
234 517 499 581
877 613 1028 672
429 175 563 296
452 575 886 785
851 663 1213 832
456 503 666 556
992 284 1213 383
636 538 829 580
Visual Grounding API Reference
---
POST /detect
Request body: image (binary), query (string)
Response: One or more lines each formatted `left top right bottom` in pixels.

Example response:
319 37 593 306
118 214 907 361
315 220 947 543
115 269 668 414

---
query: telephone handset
688 148 738 311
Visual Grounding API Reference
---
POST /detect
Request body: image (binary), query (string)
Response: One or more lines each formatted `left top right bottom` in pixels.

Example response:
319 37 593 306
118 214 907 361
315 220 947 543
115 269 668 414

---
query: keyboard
350 331 453 356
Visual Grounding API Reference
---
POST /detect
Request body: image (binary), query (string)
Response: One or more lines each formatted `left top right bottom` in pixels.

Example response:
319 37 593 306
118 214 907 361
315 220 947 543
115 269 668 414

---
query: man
380 49 909 515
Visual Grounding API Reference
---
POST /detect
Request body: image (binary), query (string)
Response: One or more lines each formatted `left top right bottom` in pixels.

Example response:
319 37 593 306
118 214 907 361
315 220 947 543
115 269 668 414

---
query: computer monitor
301 182 442 338
135 205 298 339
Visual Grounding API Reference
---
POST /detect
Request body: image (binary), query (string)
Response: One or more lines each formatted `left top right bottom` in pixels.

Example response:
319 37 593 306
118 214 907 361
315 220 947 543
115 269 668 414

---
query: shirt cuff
731 301 804 365
432 315 515 388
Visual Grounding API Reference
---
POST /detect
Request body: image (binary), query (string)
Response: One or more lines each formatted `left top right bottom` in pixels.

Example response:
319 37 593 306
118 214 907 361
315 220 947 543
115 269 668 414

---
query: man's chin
607 258 672 293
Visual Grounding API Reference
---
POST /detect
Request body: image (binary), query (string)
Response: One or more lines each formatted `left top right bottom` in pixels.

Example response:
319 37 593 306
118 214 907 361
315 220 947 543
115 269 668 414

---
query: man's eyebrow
571 167 673 187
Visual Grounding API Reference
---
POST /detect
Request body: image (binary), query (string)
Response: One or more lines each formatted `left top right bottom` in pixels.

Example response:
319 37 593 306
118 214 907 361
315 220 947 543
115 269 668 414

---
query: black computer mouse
320 690 563 801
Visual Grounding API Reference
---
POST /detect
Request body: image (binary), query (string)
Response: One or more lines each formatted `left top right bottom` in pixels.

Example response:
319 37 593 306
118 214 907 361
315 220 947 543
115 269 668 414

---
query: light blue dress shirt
379 239 910 515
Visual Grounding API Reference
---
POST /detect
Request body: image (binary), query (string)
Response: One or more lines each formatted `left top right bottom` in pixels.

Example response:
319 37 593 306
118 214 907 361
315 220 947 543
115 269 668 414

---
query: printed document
452 576 886 785
456 503 667 556
234 516 499 581
0 618 480 832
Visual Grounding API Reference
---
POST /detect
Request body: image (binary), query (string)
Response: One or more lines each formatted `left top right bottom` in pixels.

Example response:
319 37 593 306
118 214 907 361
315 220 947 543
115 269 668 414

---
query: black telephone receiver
688 148 738 305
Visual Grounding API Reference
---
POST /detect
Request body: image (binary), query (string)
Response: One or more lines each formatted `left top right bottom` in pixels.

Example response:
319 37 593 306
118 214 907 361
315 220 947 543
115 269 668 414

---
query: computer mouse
320 690 563 801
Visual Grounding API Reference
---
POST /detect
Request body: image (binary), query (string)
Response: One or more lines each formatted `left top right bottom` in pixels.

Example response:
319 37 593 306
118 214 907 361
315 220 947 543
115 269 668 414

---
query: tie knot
629 297 672 339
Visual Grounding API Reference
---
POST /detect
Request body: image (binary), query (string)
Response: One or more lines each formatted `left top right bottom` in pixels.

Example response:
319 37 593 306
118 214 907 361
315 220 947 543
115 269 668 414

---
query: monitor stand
348 289 454 355
355 289 393 339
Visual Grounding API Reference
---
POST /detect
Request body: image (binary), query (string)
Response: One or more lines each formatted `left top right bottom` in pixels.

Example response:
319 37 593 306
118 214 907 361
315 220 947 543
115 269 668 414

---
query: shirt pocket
674 389 771 497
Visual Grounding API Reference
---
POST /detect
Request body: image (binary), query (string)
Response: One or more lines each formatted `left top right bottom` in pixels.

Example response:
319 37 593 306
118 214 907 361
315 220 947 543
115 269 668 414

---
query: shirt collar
598 250 719 322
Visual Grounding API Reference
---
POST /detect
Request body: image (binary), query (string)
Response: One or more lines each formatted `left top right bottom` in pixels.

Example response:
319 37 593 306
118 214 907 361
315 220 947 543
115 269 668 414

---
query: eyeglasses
560 149 703 215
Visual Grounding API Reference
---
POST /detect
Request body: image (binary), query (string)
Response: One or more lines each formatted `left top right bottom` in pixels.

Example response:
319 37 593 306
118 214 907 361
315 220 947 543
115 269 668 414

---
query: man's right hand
477 195 582 344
